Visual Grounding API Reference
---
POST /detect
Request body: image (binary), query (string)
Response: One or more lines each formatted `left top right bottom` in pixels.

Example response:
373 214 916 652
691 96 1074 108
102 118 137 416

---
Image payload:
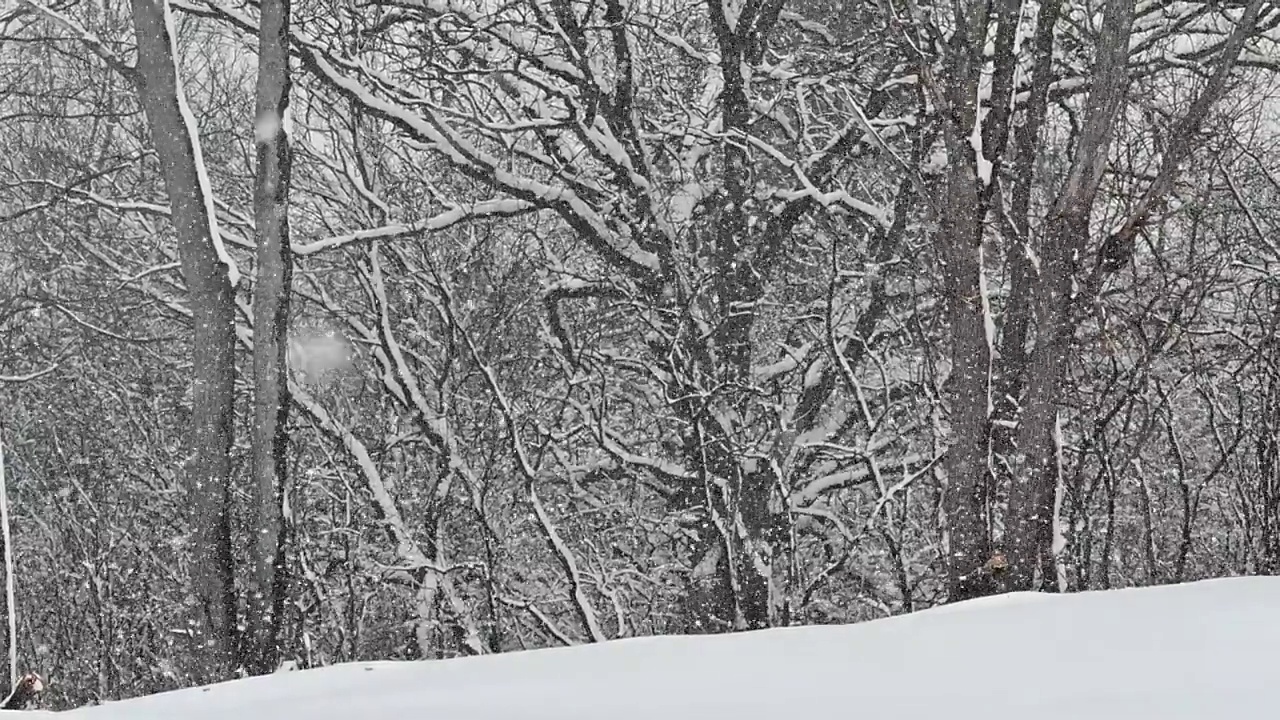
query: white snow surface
28 577 1280 718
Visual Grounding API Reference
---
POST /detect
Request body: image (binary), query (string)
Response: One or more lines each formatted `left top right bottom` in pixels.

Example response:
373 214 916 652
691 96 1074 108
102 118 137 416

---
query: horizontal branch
0 365 58 384
293 199 536 255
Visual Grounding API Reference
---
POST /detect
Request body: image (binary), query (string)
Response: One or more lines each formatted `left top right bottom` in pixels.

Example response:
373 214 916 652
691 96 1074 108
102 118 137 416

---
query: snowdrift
42 577 1280 718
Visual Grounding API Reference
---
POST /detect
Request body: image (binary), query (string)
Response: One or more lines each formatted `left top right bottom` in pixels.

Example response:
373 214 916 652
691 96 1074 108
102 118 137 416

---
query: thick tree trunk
1003 222 1081 590
680 441 780 632
671 0 784 632
1003 0 1135 588
937 154 994 601
671 317 782 632
244 0 293 676
129 0 239 680
932 5 996 602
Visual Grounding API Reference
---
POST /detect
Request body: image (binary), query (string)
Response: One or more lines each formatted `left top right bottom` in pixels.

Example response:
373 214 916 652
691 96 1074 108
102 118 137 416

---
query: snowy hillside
35 578 1280 718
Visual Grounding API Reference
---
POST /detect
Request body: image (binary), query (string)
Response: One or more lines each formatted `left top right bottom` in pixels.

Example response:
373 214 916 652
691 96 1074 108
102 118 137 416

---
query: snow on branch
47 184 256 251
0 365 58 384
442 286 609 644
145 0 241 287
743 133 893 227
177 0 660 277
301 56 659 271
496 595 576 647
769 186 893 228
791 452 932 507
293 199 535 255
408 0 584 82
361 245 481 503
290 379 489 656
19 0 139 80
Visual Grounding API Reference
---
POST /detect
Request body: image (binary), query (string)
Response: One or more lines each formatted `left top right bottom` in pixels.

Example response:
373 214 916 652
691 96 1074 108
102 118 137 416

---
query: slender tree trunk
129 0 239 680
245 0 293 676
0 440 12 688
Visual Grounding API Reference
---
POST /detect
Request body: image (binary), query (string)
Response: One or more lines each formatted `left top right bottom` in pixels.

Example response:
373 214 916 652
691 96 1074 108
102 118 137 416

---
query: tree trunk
939 181 995 602
1004 0 1135 588
988 0 1063 514
932 3 996 602
671 0 785 632
129 0 239 681
244 0 293 676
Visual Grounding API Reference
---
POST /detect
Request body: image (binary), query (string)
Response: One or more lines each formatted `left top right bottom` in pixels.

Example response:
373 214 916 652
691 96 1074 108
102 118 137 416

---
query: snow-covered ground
27 577 1280 718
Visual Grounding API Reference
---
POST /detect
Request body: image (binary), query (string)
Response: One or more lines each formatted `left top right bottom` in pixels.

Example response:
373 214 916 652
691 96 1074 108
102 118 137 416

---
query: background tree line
0 0 1278 708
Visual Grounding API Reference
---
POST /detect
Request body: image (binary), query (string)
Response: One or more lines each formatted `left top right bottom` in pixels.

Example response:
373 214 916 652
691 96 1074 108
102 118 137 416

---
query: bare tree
1004 0 1269 591
5 0 1280 704
913 0 1273 597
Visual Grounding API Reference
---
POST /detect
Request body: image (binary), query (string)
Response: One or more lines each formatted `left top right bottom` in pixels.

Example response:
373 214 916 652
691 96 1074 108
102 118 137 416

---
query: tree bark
244 0 293 676
129 0 238 680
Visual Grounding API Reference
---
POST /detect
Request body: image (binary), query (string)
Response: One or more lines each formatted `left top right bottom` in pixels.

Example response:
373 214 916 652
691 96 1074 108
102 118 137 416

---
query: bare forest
1 0 1278 708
